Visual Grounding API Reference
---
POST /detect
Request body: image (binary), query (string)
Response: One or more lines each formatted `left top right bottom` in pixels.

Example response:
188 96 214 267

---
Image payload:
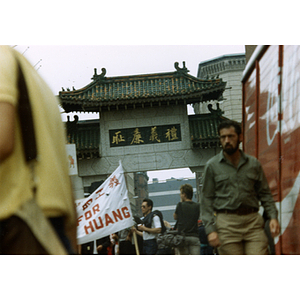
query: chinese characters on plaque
109 124 181 147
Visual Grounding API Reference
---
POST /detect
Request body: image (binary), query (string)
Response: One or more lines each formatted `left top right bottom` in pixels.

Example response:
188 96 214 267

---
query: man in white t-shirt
135 198 162 254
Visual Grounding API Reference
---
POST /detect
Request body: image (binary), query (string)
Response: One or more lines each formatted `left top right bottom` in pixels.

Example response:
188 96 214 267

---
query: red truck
242 45 300 254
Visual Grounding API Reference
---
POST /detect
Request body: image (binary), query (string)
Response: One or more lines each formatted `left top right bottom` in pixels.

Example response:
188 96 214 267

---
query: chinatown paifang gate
59 62 229 214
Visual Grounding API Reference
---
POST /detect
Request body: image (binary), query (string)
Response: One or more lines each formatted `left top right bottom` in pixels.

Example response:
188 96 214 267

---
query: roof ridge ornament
92 67 107 81
174 61 189 73
208 103 224 116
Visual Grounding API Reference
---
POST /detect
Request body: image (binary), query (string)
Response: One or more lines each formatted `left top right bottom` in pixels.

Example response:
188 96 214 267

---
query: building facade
194 53 246 122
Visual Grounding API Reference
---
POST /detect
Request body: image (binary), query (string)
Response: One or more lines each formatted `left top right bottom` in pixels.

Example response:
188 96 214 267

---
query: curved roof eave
59 62 226 113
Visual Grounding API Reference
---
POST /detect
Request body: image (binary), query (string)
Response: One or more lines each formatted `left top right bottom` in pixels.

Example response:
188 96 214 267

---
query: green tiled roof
59 62 226 113
189 112 229 149
66 119 100 159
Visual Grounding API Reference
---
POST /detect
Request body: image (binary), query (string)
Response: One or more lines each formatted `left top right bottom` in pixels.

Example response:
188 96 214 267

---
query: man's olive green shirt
201 150 278 235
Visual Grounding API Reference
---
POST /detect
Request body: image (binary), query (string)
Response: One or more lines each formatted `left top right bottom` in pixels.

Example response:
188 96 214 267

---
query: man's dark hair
142 198 153 210
180 184 193 200
218 120 242 136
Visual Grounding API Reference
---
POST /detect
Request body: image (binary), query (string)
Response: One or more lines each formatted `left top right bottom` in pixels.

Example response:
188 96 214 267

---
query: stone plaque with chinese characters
109 124 181 147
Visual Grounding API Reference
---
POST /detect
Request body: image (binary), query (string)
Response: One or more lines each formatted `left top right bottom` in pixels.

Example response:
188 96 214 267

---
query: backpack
152 210 167 234
142 210 166 234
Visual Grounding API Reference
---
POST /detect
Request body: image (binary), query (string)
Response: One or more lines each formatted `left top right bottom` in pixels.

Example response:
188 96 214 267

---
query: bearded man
201 120 280 255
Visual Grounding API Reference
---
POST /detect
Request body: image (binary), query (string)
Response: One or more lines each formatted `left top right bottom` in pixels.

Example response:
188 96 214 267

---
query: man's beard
223 143 239 155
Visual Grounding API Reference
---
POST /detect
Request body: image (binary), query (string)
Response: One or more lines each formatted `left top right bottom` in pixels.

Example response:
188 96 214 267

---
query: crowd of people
78 120 280 255
77 189 214 255
0 45 280 255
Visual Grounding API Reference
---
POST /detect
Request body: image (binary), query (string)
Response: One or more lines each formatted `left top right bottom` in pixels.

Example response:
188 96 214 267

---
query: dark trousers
143 239 158 255
119 240 135 255
200 245 215 255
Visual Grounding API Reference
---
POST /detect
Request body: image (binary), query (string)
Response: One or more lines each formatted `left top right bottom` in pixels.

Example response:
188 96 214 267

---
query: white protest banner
76 162 134 244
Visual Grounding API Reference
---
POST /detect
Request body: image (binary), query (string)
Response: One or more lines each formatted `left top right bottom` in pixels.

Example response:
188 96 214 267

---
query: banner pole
132 228 140 255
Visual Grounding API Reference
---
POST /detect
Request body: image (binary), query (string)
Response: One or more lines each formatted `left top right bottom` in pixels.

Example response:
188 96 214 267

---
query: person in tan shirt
0 46 76 254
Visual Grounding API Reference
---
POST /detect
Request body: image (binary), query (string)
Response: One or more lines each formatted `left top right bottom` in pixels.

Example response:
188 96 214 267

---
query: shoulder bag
156 202 185 249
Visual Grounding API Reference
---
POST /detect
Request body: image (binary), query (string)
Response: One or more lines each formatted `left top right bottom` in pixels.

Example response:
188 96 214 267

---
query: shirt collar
218 149 248 164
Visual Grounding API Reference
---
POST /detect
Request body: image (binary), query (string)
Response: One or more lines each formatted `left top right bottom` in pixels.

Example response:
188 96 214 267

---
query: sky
16 44 245 181
18 44 245 101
